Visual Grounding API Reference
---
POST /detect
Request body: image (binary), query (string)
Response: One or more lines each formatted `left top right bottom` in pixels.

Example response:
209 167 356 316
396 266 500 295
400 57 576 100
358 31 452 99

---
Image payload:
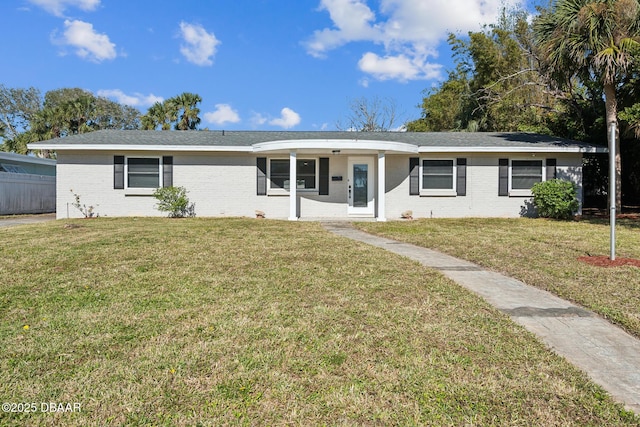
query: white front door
347 157 375 217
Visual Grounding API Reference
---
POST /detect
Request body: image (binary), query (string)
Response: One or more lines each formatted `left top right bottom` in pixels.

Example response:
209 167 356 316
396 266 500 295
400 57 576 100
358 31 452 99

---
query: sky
1 0 535 131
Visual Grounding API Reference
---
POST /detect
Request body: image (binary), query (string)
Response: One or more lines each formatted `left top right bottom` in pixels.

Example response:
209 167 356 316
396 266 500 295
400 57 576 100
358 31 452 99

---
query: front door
348 157 374 217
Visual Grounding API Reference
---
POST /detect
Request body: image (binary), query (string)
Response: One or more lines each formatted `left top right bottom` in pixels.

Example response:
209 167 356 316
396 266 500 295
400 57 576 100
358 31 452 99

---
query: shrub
153 186 195 218
70 190 98 218
531 179 579 220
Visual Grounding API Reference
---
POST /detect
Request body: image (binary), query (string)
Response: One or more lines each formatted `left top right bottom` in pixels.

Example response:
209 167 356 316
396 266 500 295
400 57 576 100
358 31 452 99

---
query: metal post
288 150 298 221
377 151 386 222
609 122 616 261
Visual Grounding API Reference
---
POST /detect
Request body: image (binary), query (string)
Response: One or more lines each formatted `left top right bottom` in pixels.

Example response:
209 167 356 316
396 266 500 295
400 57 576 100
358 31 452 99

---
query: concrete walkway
322 221 640 414
0 213 55 228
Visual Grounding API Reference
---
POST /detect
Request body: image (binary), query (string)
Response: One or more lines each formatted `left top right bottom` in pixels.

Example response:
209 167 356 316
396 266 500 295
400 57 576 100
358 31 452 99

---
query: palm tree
169 92 202 130
142 102 175 130
63 95 95 134
534 0 640 211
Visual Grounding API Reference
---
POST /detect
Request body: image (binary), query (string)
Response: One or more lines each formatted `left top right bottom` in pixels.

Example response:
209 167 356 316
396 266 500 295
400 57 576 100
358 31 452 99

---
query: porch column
288 150 298 221
377 151 387 221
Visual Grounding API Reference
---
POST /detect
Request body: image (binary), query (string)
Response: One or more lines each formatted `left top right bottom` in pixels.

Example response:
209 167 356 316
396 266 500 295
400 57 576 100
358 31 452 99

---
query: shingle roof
28 129 605 151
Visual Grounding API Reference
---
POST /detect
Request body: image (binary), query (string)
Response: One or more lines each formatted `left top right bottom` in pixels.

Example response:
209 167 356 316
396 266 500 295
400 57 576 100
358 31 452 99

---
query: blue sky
2 0 533 131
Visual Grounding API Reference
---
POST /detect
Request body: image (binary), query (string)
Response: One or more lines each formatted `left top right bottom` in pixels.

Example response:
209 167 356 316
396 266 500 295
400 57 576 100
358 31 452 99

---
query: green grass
356 217 640 338
0 218 637 426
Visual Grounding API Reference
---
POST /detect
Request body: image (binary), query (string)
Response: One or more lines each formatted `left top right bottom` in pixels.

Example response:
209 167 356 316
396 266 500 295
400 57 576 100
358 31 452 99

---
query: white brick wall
56 151 584 219
385 153 583 219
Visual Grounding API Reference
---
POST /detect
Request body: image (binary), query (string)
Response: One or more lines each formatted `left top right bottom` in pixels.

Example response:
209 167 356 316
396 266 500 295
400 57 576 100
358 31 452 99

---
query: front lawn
0 218 637 425
356 218 640 338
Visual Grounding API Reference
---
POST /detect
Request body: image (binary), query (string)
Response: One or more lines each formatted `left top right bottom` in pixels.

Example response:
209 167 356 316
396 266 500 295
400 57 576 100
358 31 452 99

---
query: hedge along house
28 130 606 220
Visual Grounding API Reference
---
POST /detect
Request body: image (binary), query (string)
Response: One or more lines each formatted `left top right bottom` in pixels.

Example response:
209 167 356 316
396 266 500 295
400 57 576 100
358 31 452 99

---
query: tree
141 102 174 130
406 71 470 131
169 92 202 130
0 87 141 156
0 85 42 150
26 88 141 145
534 0 640 210
337 96 401 131
407 11 562 134
141 92 202 131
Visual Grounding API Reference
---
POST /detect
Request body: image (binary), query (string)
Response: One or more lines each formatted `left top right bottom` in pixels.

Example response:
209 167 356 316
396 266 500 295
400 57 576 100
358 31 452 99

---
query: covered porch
253 139 417 221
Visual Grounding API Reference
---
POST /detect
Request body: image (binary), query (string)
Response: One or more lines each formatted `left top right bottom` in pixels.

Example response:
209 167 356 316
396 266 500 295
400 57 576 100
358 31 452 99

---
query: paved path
0 213 55 228
322 221 640 414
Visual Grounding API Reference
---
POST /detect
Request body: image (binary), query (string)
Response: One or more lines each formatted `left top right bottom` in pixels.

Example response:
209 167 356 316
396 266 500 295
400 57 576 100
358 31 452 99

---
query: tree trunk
603 83 622 211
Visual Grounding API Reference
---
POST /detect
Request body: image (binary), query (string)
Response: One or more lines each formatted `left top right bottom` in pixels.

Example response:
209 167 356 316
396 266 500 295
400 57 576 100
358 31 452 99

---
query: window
115 156 172 191
269 158 317 191
297 159 316 189
0 164 28 174
127 157 160 188
270 159 289 190
422 159 454 190
501 158 547 196
511 160 543 190
419 158 456 196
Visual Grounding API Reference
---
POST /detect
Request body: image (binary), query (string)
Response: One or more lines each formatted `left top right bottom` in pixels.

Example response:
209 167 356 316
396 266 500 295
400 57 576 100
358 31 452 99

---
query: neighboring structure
0 152 56 215
28 130 606 220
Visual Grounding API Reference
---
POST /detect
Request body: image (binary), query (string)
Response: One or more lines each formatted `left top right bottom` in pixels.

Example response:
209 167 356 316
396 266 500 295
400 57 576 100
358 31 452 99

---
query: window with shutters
419 158 457 196
268 158 317 193
509 159 545 196
127 157 161 188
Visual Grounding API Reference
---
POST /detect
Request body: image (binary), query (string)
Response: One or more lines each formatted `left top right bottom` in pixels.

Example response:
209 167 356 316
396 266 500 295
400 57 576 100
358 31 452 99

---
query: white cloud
204 104 241 125
57 19 116 62
358 52 442 82
28 0 100 17
306 0 524 81
178 22 220 66
305 0 381 58
96 89 163 107
269 108 301 129
250 112 267 127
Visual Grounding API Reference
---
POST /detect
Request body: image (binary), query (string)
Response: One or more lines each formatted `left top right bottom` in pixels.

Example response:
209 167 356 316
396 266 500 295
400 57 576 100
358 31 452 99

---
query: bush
531 179 579 220
70 190 98 218
153 186 195 218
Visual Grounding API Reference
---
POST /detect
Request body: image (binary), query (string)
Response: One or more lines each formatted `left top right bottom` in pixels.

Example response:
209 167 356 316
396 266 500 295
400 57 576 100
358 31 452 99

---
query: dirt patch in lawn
578 255 640 268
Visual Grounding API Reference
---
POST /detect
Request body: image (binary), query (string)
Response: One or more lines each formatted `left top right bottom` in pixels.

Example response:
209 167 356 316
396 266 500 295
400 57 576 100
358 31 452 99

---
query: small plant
70 190 98 218
153 186 195 218
531 179 579 220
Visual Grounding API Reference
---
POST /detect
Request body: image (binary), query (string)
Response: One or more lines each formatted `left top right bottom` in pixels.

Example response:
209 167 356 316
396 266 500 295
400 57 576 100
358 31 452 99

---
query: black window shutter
257 157 267 196
163 156 173 187
546 158 557 180
456 158 467 196
319 157 329 195
498 158 509 196
409 157 419 195
114 155 124 189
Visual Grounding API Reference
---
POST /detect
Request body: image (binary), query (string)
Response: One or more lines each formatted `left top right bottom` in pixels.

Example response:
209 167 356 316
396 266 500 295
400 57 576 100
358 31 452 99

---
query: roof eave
417 146 608 153
0 151 57 165
27 143 254 152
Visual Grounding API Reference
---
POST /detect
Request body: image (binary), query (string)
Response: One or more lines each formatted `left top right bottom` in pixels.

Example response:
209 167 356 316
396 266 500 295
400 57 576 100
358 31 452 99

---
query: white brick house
28 130 605 220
